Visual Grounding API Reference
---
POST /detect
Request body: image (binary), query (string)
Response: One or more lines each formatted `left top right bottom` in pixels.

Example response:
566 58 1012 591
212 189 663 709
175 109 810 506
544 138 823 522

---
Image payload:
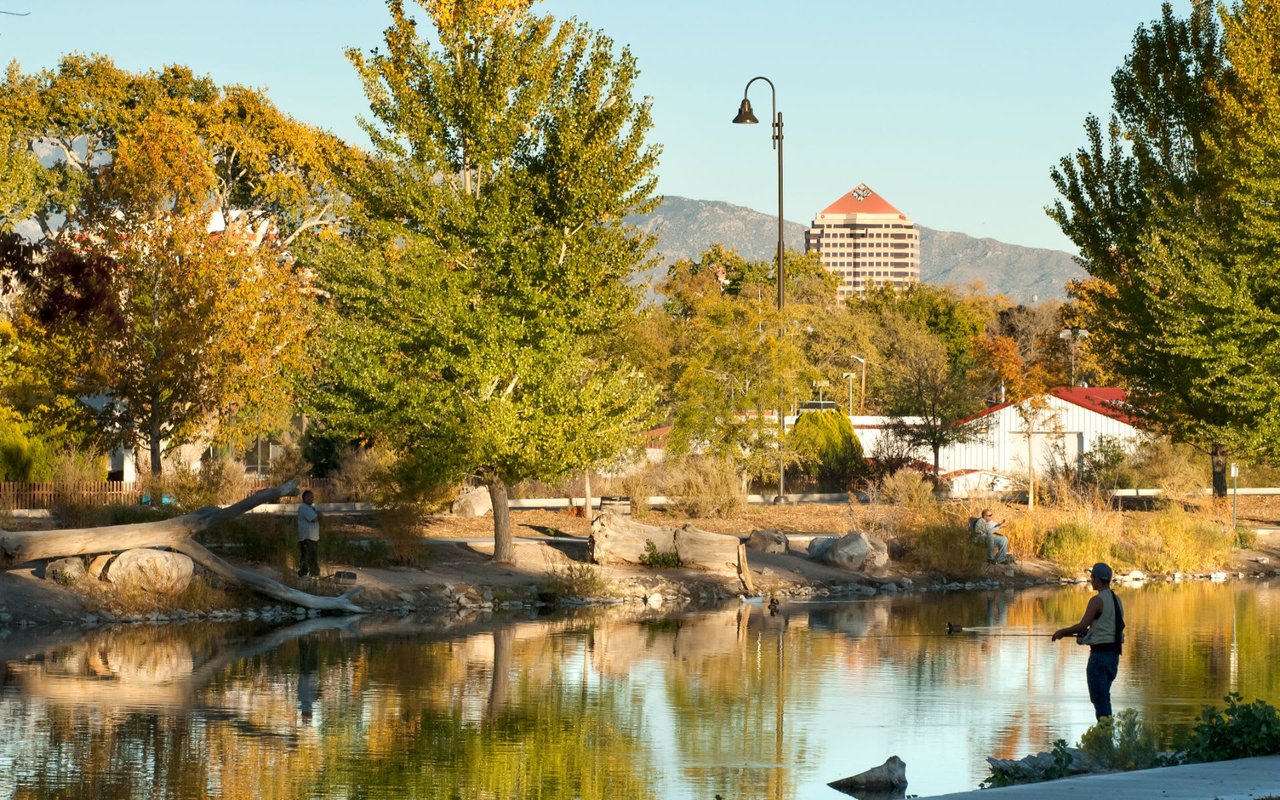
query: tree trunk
1027 432 1036 511
149 417 163 476
1211 443 1228 498
0 481 367 613
582 470 592 520
488 476 514 564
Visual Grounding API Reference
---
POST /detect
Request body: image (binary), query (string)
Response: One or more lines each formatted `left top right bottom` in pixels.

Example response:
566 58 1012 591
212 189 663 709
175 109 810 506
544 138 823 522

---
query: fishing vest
1078 588 1123 649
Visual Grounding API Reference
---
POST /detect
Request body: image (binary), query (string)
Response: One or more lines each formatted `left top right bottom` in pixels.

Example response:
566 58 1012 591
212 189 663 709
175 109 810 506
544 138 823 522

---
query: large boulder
104 549 194 595
828 755 908 796
451 487 493 517
814 532 890 573
47 557 86 586
746 529 789 554
807 536 839 560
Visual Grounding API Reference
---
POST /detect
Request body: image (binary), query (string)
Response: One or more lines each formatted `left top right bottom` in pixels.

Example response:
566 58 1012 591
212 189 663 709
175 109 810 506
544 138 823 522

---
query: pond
0 579 1276 799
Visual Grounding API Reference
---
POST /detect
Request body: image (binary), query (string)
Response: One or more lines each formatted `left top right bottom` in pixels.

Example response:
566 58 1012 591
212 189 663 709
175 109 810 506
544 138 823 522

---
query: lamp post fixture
1059 327 1090 386
853 355 867 414
732 76 784 311
734 76 787 503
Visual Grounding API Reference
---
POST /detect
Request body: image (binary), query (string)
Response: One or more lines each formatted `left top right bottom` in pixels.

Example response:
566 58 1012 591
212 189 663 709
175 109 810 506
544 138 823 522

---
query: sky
1 0 1195 252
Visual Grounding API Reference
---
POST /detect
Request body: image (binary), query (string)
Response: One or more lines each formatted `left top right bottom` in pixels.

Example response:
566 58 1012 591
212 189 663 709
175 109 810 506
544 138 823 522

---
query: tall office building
804 183 920 299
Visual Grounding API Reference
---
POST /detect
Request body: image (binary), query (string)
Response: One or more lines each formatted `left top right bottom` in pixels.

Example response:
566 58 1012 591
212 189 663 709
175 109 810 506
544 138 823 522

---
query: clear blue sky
1 0 1193 252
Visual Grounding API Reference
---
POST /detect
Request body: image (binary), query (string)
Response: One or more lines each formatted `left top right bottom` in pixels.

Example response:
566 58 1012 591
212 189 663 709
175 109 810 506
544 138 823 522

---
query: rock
646 592 664 609
746 529 789 554
451 487 493 517
828 755 908 795
1121 569 1146 583
815 532 890 572
1210 571 1227 583
103 549 194 595
86 554 113 579
807 536 839 560
47 557 87 586
886 538 907 560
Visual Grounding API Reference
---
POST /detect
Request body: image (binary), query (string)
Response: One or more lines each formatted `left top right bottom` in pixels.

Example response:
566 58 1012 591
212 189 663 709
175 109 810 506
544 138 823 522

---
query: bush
666 456 744 518
330 444 398 503
542 562 608 599
1041 519 1115 574
1121 506 1232 573
619 468 654 519
49 449 109 526
878 469 935 514
0 409 56 481
1079 710 1160 771
639 539 682 568
907 517 986 575
167 458 250 508
1180 693 1280 763
788 409 865 490
268 438 312 485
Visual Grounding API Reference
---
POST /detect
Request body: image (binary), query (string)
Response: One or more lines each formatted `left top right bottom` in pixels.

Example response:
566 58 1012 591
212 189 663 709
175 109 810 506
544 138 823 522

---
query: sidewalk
925 755 1280 799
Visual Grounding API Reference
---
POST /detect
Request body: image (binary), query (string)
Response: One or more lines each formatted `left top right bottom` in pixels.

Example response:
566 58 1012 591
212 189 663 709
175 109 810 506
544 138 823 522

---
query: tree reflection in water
1 582 1279 799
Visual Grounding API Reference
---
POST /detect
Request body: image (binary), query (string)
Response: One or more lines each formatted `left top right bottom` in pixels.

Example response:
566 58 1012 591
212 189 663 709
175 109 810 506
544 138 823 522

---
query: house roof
820 183 906 218
954 387 1136 427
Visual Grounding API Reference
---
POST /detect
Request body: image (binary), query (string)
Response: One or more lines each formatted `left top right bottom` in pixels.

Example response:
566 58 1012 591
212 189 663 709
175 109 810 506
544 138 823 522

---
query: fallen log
589 511 753 590
0 481 367 613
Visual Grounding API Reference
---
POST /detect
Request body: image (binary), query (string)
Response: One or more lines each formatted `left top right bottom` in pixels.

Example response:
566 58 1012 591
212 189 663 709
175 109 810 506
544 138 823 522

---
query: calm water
1 580 1277 799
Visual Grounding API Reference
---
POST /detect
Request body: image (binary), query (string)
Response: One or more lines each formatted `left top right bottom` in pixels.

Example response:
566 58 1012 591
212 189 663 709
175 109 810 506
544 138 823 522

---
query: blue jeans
1087 649 1120 719
987 533 1008 562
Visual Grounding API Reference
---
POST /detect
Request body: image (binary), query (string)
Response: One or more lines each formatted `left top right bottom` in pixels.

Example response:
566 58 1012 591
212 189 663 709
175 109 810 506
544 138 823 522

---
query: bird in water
768 596 780 615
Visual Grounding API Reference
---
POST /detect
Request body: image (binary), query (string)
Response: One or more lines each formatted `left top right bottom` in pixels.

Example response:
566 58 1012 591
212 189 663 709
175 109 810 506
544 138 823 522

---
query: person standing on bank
1052 562 1125 719
297 490 321 579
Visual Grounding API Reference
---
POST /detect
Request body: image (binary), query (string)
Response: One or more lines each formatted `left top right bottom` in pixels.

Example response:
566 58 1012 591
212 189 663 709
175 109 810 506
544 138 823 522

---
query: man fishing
1051 562 1125 719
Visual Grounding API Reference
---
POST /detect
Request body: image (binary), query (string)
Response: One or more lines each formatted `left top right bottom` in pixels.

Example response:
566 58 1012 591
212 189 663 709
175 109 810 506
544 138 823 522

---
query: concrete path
925 755 1280 799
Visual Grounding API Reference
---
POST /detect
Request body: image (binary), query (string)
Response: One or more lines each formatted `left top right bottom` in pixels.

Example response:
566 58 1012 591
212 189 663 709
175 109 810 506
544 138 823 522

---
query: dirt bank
3 499 1280 629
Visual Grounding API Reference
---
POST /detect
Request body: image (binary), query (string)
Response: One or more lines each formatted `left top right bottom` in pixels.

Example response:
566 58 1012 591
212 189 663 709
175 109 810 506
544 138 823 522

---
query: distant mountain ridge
627 196 1085 301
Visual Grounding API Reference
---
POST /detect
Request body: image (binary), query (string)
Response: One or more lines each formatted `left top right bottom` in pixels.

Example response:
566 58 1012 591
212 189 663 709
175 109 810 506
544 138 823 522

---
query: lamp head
732 98 759 124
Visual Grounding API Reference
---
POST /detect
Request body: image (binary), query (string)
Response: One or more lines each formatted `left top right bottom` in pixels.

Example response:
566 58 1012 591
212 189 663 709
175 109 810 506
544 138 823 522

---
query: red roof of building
820 183 906 218
954 387 1137 427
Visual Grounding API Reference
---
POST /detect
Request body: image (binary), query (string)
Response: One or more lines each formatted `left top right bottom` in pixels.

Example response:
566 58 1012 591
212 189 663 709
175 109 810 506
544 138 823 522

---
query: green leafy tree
788 408 864 489
879 317 992 480
1046 1 1280 496
314 0 660 562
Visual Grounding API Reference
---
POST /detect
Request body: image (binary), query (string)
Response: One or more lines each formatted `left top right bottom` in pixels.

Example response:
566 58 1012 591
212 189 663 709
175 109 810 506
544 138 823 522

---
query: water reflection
0 580 1278 799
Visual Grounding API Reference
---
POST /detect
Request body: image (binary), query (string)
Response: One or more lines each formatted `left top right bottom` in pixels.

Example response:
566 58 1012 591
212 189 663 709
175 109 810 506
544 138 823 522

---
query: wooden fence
0 478 341 511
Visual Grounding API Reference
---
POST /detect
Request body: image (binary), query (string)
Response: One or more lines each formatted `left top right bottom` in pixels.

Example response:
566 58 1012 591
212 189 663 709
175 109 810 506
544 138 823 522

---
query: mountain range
627 196 1085 302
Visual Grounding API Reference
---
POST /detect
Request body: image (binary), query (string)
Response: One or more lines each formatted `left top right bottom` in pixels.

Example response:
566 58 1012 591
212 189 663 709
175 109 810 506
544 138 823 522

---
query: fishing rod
946 622 1053 637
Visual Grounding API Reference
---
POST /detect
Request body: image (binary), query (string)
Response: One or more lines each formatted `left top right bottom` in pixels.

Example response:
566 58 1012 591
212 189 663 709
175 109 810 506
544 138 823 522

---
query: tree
789 409 864 490
879 317 991 481
8 114 315 472
313 0 660 562
0 55 349 247
1046 1 1280 496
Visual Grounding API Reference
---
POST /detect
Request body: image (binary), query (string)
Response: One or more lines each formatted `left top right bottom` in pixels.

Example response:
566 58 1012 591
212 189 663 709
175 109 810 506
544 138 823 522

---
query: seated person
974 508 1009 564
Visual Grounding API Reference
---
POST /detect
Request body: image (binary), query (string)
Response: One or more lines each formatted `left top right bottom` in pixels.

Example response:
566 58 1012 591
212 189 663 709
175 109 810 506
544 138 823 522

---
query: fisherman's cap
1090 562 1113 581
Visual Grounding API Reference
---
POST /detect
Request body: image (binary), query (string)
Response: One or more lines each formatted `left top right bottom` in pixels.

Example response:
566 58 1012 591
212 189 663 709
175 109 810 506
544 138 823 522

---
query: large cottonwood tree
1049 0 1280 495
313 0 660 562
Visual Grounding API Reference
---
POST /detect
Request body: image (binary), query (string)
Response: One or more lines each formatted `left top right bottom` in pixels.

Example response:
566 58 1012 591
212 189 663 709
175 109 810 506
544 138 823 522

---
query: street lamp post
732 76 784 311
734 76 787 504
842 372 855 416
1059 327 1090 386
853 355 867 414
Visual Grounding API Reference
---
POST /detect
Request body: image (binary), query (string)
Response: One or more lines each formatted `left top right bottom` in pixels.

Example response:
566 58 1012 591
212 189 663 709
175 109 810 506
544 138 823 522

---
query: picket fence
0 478 342 511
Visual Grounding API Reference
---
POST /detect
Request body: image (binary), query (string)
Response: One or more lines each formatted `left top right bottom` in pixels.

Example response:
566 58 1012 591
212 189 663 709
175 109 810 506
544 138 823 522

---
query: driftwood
0 481 366 613
589 512 754 591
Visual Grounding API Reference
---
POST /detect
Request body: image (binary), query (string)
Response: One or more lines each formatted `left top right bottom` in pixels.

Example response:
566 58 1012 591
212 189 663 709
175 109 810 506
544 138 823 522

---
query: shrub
666 456 744 518
330 444 398 503
377 504 425 566
49 449 109 526
878 469 935 515
167 458 250 508
907 517 986 575
1122 506 1232 573
789 409 865 490
1079 710 1160 771
619 468 653 519
1180 693 1280 763
1041 519 1115 574
0 409 56 481
542 562 609 599
268 438 312 485
639 539 682 568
